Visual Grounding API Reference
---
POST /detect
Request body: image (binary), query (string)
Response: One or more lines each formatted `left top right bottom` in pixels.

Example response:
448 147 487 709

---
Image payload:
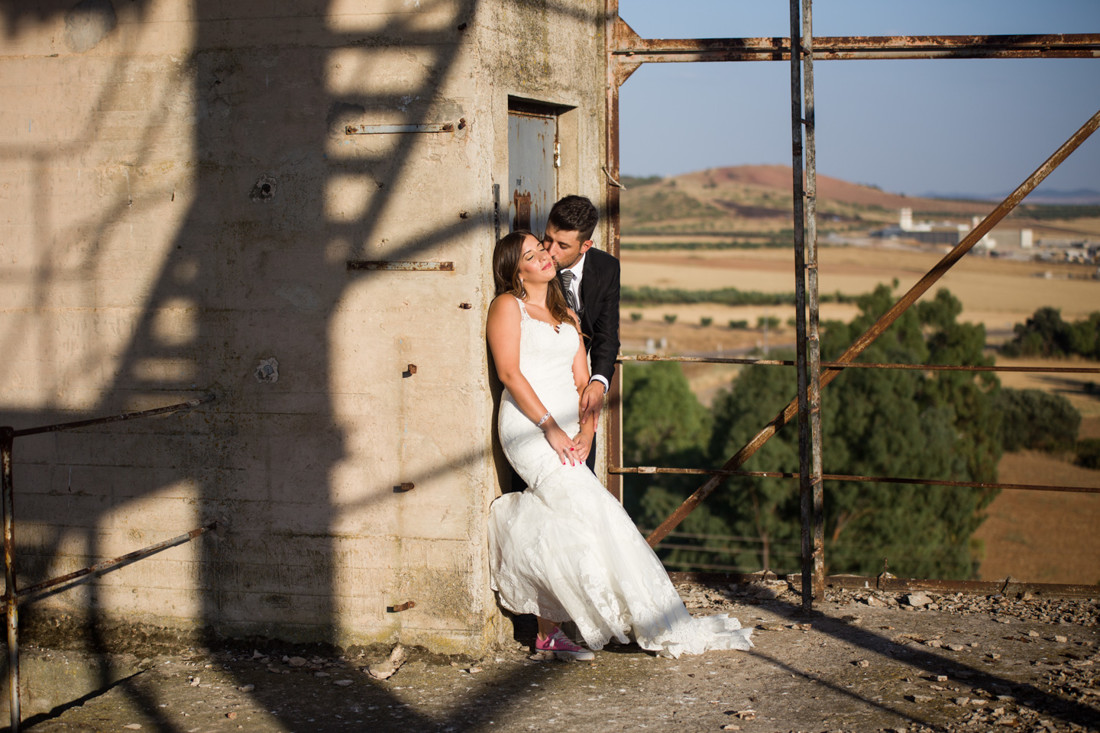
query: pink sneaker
536 628 595 661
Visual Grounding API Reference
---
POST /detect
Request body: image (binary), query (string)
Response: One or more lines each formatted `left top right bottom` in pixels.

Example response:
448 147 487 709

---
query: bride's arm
487 295 580 466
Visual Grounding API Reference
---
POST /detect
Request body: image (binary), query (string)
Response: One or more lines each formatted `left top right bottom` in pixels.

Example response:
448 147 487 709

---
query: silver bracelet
536 411 551 428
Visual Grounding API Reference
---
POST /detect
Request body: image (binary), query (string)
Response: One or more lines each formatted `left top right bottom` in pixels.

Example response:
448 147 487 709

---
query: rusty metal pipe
17 523 217 601
803 0 826 603
12 394 215 438
615 465 1097 494
620 354 1100 374
605 0 626 500
783 573 1100 599
611 33 1100 65
788 0 812 609
644 107 1100 551
2 427 18 731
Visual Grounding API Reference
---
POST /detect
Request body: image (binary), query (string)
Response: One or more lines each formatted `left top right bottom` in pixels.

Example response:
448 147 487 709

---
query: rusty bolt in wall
249 175 276 202
255 357 279 384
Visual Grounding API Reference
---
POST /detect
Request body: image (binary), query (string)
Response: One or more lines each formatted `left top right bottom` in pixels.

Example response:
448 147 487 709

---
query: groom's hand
571 430 595 464
579 382 604 430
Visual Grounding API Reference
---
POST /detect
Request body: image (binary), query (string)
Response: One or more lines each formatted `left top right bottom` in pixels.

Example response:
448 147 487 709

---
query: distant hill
620 165 1100 237
620 165 992 236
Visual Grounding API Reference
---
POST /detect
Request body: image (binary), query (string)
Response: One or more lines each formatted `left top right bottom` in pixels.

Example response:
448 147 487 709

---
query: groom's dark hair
547 195 598 242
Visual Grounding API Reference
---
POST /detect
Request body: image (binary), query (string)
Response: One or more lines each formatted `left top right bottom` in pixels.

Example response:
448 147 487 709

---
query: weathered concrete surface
0 0 607 657
5 583 1097 732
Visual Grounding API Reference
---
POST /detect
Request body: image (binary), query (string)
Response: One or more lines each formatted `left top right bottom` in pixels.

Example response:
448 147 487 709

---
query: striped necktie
559 269 580 313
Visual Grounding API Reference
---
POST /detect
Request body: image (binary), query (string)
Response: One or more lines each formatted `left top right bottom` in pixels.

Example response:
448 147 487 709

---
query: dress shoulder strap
513 295 531 320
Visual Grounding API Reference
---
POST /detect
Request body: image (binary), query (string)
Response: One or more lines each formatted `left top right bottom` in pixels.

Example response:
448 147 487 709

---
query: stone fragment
734 709 756 720
908 694 933 703
906 592 933 607
947 643 967 652
853 659 870 668
954 697 970 706
1054 635 1068 643
238 684 255 693
334 679 353 686
367 644 408 680
288 656 308 667
865 595 887 607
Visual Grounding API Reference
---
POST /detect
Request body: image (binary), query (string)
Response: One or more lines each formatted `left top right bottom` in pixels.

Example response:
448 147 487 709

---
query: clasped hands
542 382 604 466
544 424 593 466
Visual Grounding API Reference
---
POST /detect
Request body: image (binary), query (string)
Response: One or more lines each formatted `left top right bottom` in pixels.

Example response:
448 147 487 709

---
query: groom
543 195 620 472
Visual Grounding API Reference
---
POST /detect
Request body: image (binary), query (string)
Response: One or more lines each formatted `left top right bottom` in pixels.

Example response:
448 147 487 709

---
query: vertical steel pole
802 0 826 601
789 0 815 611
605 0 624 502
2 427 19 731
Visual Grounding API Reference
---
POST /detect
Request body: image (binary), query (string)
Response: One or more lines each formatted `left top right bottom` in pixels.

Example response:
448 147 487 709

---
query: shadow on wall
0 0 511 725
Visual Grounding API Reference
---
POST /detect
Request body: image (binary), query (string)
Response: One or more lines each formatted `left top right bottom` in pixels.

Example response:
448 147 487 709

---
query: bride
486 230 753 660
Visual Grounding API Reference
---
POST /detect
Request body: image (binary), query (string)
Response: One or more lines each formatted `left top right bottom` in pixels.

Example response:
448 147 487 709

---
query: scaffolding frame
603 0 1100 608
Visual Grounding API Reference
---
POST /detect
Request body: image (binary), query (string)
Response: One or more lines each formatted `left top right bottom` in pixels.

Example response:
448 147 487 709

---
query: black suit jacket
572 246 620 385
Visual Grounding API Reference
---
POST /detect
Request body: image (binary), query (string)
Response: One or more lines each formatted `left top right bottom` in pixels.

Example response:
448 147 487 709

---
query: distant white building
874 207 967 246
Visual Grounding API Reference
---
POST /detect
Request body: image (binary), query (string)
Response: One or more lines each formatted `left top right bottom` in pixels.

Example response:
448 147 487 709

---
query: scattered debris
367 643 408 680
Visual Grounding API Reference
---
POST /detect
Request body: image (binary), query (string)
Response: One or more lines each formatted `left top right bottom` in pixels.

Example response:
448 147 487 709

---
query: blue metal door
508 107 558 238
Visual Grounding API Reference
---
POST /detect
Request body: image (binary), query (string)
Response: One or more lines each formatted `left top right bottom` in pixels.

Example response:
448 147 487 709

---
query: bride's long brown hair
493 230 578 332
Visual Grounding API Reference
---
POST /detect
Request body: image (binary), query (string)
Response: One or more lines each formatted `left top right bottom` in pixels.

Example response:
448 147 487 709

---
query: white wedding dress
488 298 753 658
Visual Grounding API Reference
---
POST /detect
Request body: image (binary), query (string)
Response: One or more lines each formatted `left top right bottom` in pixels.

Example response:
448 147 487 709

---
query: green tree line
1000 307 1100 360
621 285 857 307
623 287 1086 580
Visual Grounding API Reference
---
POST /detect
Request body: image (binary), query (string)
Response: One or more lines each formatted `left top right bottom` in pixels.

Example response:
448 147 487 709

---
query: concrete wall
0 0 607 656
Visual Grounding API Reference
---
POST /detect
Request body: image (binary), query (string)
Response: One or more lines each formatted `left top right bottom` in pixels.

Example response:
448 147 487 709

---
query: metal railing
2 394 216 732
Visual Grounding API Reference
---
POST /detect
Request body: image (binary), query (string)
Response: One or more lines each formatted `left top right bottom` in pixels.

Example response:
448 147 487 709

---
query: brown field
621 243 1100 584
975 451 1100 584
623 245 1100 332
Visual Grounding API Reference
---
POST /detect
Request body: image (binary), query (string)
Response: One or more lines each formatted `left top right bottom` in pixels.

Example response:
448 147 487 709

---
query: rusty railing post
791 0 826 610
802 0 826 605
788 0 813 610
2 426 20 732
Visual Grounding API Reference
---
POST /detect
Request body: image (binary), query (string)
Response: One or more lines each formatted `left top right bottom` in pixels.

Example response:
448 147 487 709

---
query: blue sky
618 1 1100 197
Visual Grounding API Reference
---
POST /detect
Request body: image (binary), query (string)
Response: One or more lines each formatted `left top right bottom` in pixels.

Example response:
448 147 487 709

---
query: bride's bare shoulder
488 293 521 321
489 293 519 311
